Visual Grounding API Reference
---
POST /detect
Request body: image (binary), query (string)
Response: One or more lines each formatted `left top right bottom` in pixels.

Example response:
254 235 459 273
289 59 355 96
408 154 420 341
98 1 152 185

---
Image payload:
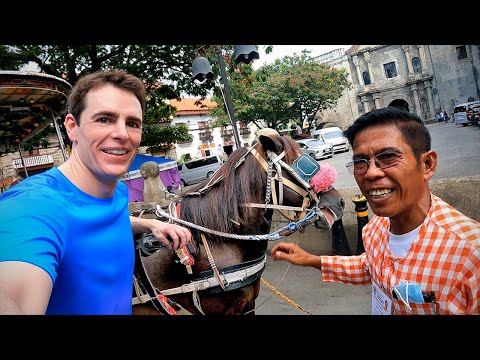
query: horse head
132 129 344 315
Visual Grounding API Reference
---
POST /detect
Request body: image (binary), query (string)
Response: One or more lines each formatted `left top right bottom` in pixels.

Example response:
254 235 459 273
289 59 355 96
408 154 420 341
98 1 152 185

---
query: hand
147 219 192 250
270 242 316 267
131 216 192 250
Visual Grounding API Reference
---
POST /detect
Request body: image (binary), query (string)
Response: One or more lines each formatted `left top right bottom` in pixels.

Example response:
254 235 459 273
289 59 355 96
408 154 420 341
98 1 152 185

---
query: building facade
314 45 480 129
168 98 257 161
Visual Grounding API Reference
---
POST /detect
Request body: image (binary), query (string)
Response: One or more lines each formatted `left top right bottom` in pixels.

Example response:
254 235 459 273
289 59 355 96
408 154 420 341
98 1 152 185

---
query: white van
454 100 480 126
177 155 222 186
313 126 349 153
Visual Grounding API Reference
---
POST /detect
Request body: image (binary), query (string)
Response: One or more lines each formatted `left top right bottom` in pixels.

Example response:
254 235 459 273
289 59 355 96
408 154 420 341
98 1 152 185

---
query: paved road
255 122 480 315
315 121 480 190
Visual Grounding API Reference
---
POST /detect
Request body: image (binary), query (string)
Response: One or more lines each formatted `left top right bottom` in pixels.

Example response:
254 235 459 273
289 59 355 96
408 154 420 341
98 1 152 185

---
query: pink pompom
310 163 337 192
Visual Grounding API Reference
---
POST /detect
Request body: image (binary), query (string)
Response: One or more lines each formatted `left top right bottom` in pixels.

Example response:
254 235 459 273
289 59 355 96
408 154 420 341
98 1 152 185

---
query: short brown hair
67 69 146 125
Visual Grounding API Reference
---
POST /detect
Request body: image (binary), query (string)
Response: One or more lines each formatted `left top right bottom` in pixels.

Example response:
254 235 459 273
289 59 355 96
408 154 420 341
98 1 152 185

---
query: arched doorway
388 99 409 111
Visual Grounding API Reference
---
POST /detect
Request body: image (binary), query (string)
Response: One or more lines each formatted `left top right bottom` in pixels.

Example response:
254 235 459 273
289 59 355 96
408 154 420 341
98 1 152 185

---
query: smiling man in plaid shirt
271 107 480 315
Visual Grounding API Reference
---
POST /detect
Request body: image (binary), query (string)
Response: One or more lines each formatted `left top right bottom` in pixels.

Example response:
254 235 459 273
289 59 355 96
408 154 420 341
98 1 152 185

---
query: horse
130 129 344 315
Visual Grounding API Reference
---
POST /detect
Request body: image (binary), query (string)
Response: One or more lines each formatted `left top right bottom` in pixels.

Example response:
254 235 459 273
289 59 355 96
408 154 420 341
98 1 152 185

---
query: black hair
343 106 431 162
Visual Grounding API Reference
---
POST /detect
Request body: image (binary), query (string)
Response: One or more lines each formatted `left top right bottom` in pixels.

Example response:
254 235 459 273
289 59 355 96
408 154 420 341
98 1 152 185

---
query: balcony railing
221 129 234 137
12 155 54 169
199 130 213 141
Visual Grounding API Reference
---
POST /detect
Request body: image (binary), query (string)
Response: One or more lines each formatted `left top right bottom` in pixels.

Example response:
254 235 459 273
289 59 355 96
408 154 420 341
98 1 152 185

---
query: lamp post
192 45 259 149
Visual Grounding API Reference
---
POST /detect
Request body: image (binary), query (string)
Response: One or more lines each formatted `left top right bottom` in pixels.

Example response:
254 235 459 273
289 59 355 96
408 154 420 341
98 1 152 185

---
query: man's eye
354 159 368 164
127 121 141 128
98 117 109 123
377 152 400 161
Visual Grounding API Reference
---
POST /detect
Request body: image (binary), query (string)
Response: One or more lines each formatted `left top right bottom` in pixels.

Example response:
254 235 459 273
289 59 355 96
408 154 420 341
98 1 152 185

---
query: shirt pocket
392 299 437 315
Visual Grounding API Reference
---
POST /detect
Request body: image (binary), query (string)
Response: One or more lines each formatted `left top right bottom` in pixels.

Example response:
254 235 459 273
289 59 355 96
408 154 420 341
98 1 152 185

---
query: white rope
155 205 320 241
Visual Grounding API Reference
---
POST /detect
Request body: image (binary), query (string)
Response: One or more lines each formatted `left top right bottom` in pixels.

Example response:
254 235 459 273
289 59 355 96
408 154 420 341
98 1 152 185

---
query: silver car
296 138 333 160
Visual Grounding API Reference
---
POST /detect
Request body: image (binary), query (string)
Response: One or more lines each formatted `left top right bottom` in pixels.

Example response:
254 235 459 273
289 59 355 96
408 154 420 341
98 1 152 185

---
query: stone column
417 45 429 77
424 80 435 119
402 45 414 80
364 51 375 83
361 96 370 113
352 55 363 87
410 83 422 117
141 161 171 208
372 94 381 109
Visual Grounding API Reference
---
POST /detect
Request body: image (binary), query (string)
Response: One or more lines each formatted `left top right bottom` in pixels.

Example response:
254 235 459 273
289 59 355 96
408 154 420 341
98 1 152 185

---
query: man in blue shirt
0 70 192 314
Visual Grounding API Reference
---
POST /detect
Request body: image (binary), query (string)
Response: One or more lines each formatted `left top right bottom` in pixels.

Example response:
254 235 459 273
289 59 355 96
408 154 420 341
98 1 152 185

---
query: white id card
371 281 392 315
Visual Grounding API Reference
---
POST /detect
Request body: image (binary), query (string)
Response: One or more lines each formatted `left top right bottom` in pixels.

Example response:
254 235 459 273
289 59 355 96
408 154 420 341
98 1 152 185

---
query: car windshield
323 131 343 140
302 139 327 147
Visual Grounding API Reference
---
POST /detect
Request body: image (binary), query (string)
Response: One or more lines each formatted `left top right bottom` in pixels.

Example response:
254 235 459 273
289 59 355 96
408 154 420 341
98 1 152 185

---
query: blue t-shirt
0 167 134 315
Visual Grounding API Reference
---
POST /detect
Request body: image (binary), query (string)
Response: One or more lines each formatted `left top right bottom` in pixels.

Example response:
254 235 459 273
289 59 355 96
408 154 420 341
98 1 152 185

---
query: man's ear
64 114 78 141
423 150 437 181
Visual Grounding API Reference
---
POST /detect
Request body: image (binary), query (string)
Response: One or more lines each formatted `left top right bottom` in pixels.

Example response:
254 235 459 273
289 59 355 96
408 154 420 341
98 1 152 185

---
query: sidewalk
254 230 371 315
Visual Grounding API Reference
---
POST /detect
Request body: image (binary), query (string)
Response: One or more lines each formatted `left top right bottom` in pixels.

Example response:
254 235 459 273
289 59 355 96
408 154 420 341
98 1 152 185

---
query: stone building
314 45 480 129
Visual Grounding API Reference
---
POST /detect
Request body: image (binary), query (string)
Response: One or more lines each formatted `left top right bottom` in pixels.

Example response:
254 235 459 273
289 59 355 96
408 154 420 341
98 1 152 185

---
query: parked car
178 155 222 186
467 104 480 126
296 138 333 160
454 100 480 126
312 126 350 153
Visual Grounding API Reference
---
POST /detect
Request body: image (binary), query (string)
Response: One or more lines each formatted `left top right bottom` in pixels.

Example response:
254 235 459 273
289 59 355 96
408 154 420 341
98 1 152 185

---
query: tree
210 50 350 133
0 45 223 152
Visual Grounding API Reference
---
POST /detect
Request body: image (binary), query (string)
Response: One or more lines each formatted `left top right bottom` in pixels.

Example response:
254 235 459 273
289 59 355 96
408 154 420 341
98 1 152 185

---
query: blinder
291 154 321 183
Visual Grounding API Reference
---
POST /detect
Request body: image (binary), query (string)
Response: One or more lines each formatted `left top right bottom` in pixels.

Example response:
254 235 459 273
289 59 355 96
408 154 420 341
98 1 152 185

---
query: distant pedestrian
437 111 445 123
443 111 450 123
295 124 302 138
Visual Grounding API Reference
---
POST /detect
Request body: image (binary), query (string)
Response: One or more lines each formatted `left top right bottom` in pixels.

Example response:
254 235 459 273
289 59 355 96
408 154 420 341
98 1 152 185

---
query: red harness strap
156 294 178 315
174 202 195 274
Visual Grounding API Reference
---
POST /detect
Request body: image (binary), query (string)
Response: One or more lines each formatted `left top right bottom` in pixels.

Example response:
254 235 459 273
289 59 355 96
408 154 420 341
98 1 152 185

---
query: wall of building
316 45 480 127
171 111 258 161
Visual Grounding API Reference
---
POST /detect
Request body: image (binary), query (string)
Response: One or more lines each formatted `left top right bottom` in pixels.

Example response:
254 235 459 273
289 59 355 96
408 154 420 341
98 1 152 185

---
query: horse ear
258 128 281 152
259 135 280 152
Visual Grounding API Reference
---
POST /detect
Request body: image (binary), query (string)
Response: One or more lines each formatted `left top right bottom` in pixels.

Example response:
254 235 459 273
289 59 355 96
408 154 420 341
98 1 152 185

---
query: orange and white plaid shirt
320 193 480 315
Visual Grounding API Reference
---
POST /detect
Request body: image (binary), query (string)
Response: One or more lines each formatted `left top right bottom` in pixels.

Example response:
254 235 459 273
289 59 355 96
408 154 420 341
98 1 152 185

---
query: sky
251 45 352 70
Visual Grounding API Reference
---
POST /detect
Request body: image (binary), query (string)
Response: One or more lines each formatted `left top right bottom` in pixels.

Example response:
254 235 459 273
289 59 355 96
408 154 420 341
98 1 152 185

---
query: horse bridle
132 142 324 314
189 143 321 220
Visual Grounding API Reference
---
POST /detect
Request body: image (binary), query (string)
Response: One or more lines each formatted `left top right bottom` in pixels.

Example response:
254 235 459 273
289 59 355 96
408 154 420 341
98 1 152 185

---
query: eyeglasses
346 148 409 175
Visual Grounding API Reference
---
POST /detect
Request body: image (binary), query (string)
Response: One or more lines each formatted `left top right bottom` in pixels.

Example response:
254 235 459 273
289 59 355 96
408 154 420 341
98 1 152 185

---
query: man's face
351 124 433 222
68 84 143 181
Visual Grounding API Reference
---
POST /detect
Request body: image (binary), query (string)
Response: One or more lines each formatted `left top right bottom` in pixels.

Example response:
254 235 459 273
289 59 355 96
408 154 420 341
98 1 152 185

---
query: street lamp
192 45 259 149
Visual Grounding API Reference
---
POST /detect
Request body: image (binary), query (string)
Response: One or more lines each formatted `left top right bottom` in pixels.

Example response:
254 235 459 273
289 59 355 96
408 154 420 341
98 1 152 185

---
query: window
384 62 397 78
362 71 371 85
412 57 421 73
456 46 467 60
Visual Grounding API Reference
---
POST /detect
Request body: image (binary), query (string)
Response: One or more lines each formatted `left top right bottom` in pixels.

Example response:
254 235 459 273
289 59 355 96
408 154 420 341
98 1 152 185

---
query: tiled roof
170 98 217 115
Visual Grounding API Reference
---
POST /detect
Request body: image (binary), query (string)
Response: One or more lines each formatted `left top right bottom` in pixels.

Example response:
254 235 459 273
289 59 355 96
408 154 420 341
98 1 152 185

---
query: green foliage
0 45 222 123
178 153 191 164
0 45 245 148
211 49 351 133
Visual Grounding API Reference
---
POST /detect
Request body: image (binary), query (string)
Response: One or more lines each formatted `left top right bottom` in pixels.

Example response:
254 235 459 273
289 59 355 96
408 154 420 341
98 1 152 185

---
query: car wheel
309 153 315 158
207 171 214 179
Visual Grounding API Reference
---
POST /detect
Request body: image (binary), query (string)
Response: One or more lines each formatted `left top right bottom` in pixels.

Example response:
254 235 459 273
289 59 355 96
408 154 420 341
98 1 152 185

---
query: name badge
371 281 392 315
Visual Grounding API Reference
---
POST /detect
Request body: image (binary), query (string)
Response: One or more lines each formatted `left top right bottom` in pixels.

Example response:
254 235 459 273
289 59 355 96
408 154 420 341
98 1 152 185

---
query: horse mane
179 135 301 242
